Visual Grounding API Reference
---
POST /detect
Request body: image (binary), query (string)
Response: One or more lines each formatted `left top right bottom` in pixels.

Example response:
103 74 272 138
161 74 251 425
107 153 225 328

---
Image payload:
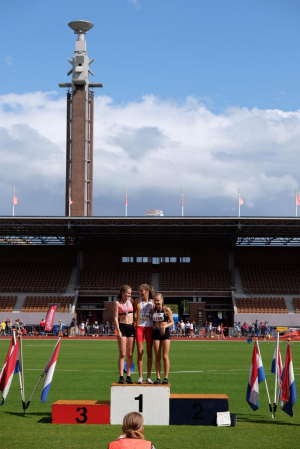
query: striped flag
271 344 282 379
41 338 61 403
0 336 20 405
246 341 266 411
280 343 297 417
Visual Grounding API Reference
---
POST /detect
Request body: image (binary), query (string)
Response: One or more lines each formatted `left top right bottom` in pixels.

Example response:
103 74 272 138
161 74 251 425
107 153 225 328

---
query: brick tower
59 20 102 216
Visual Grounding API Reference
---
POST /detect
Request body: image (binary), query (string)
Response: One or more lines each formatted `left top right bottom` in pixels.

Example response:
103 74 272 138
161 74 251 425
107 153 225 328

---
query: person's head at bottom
122 412 144 439
108 412 154 448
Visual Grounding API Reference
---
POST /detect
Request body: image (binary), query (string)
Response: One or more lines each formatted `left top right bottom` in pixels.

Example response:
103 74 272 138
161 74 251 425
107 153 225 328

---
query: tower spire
59 20 102 217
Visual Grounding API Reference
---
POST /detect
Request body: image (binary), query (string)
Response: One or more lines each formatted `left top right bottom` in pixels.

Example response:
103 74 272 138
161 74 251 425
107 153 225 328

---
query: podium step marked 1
110 383 170 425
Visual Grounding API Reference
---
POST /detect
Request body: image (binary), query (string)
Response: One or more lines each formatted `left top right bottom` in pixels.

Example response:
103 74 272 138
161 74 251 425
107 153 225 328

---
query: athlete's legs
153 340 162 379
118 335 127 376
126 336 135 376
162 339 171 378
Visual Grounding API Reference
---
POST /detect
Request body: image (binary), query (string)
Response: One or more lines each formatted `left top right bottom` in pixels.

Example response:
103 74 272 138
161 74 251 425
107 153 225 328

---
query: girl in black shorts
114 285 135 384
152 293 174 384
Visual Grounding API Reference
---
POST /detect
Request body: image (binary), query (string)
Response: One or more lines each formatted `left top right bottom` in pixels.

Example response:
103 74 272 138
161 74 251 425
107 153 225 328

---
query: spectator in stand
254 320 259 337
242 322 248 337
80 321 85 336
111 321 115 336
208 322 213 338
85 319 90 336
108 412 156 449
235 322 241 338
105 321 110 337
176 321 181 337
185 320 193 337
1 320 6 337
218 323 226 340
5 318 12 336
192 321 197 337
40 318 45 335
94 320 99 336
69 317 76 337
260 320 265 338
22 327 27 336
179 320 185 336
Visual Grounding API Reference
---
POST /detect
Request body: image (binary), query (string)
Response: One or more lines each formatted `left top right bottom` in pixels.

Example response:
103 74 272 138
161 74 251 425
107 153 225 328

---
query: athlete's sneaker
137 377 143 384
126 376 133 384
118 376 125 384
146 377 153 384
162 378 169 384
153 379 161 384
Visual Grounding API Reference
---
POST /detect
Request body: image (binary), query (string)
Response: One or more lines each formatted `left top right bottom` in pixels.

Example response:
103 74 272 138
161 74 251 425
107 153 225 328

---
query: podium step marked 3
52 400 110 424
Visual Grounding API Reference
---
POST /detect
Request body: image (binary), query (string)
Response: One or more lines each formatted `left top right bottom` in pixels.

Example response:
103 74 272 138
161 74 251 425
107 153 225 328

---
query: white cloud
0 91 300 216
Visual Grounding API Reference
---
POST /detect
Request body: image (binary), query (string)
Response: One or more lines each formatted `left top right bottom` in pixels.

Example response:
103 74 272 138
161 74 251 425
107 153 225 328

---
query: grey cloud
108 126 166 159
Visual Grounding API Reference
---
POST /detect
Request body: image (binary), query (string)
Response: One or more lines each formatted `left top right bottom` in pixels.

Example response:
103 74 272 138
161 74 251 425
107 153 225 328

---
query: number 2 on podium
135 394 143 413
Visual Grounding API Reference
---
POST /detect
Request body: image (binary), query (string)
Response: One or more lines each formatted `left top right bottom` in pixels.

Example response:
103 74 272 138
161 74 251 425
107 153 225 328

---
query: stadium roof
1 216 300 246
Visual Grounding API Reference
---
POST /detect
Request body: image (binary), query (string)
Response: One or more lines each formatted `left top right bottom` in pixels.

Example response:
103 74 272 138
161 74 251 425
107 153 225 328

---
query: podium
52 400 110 424
169 394 229 426
110 383 170 425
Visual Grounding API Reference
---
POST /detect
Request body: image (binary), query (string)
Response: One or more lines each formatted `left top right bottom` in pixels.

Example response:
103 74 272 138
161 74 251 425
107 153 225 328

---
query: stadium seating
235 297 288 313
159 269 231 291
292 297 300 314
21 296 74 312
239 265 300 294
0 263 73 293
79 268 152 290
0 295 17 312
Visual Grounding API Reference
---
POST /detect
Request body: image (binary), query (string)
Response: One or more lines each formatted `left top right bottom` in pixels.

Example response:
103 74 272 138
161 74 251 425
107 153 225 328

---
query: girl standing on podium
134 284 155 384
114 285 135 384
152 293 174 384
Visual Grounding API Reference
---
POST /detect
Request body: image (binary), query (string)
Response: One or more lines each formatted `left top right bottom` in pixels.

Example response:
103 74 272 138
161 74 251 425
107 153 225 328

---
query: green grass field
0 338 299 449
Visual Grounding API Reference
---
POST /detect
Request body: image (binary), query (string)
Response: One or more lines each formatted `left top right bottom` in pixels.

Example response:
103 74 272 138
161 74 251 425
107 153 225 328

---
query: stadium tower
59 21 102 216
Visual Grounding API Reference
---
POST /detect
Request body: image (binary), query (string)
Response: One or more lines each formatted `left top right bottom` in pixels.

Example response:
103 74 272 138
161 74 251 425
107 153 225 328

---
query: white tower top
59 20 102 91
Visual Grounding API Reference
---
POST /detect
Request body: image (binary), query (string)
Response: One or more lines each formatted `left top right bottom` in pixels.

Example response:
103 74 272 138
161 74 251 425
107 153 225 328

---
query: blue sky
1 0 300 216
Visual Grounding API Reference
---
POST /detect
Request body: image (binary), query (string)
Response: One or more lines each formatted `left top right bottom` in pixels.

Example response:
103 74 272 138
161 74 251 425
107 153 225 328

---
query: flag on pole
239 197 244 206
13 195 19 206
271 345 282 379
125 188 128 206
0 337 20 405
296 195 300 206
41 339 61 403
45 305 57 332
69 197 73 205
280 343 296 417
246 342 266 411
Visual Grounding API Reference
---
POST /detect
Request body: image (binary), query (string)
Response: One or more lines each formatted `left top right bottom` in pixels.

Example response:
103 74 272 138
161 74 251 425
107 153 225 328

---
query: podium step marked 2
110 383 170 425
52 400 110 424
170 394 229 426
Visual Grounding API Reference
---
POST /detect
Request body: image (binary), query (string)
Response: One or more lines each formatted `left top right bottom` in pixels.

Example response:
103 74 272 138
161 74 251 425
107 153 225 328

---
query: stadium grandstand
0 216 300 332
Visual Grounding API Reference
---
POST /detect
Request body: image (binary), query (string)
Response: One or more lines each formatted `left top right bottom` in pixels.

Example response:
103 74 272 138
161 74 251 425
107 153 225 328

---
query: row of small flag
247 335 296 418
0 304 61 409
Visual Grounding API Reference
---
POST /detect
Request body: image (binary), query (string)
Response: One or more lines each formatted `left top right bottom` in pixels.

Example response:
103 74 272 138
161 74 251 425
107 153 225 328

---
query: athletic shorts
153 327 170 341
119 323 135 338
136 326 153 344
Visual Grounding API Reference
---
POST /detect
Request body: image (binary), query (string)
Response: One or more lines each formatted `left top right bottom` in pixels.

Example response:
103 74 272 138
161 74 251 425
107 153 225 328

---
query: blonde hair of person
122 412 145 439
139 284 155 300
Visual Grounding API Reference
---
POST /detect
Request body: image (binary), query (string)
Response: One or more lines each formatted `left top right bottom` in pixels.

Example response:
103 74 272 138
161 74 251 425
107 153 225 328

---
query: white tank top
136 298 153 327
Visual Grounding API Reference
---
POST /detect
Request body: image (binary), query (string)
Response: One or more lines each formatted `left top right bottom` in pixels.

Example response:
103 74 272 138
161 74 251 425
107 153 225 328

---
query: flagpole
238 188 241 217
273 331 280 416
255 339 274 419
13 187 15 217
25 337 61 409
69 187 71 217
181 188 184 217
19 333 26 412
